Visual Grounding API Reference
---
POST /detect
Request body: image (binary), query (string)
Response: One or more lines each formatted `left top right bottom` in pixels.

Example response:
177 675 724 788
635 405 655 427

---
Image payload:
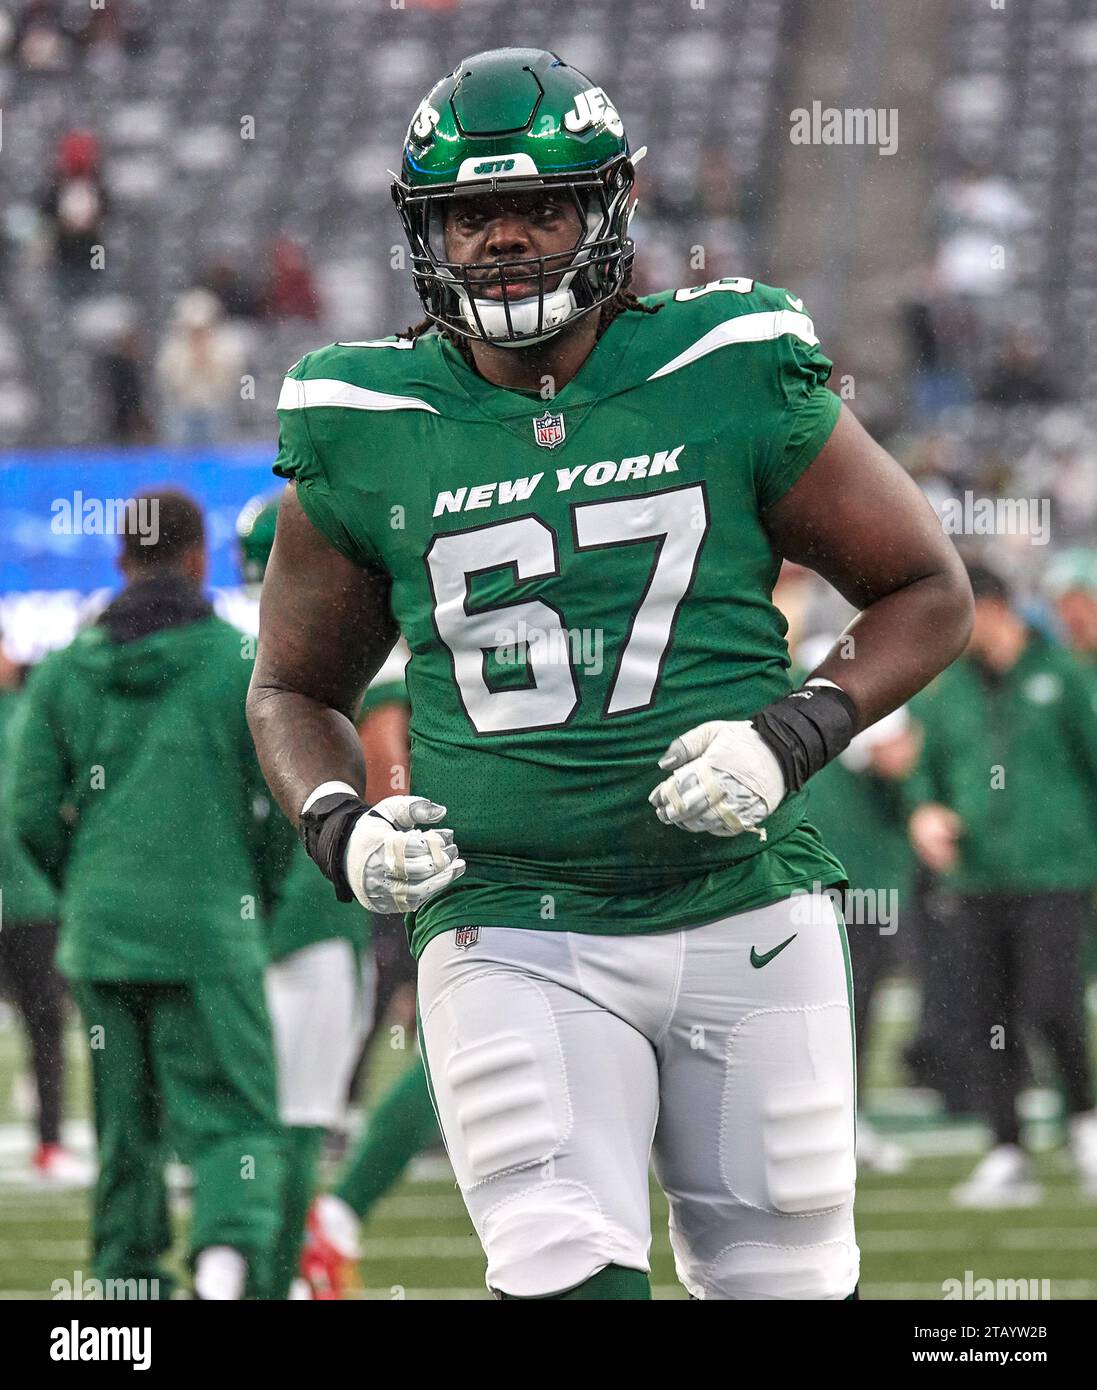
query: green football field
1 980 1095 1301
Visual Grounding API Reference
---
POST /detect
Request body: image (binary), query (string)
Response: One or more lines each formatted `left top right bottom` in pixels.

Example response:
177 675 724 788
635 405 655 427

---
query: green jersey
274 279 846 956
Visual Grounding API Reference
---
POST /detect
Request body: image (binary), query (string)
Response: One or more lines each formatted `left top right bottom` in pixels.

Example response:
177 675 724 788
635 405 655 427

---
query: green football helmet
391 47 639 347
236 492 280 587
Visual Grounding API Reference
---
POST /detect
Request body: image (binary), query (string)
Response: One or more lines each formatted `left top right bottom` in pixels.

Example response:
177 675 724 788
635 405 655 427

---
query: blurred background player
238 493 437 1300
907 562 1097 1207
10 491 293 1299
0 629 88 1183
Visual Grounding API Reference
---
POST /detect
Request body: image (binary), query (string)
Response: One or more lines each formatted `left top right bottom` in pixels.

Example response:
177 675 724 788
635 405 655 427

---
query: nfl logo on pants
533 411 566 449
455 925 480 950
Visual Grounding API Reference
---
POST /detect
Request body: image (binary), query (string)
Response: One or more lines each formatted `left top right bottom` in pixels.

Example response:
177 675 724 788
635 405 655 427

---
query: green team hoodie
905 630 1097 894
10 577 294 981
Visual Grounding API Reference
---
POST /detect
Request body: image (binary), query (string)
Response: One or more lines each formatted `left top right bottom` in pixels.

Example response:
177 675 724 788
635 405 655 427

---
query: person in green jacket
0 638 87 1183
10 490 294 1299
907 562 1097 1207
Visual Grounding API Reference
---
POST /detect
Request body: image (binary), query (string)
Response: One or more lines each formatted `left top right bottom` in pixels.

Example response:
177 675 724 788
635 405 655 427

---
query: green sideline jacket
805 756 916 909
0 688 59 925
905 630 1097 894
9 578 294 981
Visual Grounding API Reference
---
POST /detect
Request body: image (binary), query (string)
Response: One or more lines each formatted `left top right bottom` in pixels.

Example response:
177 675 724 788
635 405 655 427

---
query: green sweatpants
71 976 284 1299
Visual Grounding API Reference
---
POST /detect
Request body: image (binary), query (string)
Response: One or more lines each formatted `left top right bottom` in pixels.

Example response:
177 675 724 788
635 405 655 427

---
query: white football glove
344 795 465 913
648 720 786 838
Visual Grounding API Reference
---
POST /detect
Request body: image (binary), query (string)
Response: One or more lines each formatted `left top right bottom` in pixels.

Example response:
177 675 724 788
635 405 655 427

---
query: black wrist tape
750 684 858 794
299 793 370 903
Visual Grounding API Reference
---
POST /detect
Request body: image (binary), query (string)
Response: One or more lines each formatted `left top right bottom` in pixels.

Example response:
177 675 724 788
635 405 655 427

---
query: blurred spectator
907 563 1097 1206
934 166 1031 300
259 237 321 324
1031 412 1097 538
101 327 152 444
77 0 149 65
156 289 246 447
40 129 109 302
902 287 977 420
11 0 74 74
202 259 260 321
937 167 1032 243
1045 549 1097 663
979 329 1061 408
899 429 964 516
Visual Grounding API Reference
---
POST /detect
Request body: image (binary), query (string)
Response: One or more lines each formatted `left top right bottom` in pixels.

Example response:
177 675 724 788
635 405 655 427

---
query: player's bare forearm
806 570 968 729
765 404 973 730
246 485 399 823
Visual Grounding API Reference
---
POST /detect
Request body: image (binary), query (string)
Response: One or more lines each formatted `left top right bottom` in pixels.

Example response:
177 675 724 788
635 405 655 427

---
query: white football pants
418 892 858 1299
266 938 375 1128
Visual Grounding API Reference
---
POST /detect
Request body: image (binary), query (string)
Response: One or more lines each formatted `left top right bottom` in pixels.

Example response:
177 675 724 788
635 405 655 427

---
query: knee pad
696 1238 860 1300
483 1181 628 1299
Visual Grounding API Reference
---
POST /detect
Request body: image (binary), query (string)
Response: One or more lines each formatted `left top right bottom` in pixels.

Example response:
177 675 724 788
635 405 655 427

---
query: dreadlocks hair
398 275 662 359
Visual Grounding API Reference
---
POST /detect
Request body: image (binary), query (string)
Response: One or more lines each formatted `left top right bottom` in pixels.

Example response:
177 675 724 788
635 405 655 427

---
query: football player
247 48 973 1300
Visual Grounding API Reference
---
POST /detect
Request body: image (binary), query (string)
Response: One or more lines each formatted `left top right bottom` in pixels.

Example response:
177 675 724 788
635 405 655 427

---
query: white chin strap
458 284 579 345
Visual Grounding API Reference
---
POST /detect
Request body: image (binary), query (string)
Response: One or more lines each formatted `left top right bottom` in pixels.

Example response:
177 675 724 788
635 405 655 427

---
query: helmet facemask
392 158 636 347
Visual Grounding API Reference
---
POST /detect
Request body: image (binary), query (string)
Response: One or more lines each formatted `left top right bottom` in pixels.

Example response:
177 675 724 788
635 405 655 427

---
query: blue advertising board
0 444 280 659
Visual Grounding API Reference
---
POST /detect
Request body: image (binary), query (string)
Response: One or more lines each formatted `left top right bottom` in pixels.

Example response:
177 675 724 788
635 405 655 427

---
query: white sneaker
1068 1111 1097 1196
31 1144 96 1188
856 1118 909 1175
951 1144 1042 1208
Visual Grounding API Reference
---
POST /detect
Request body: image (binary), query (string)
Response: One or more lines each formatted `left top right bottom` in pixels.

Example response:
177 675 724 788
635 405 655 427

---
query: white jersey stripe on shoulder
646 309 819 382
336 339 416 349
277 376 439 414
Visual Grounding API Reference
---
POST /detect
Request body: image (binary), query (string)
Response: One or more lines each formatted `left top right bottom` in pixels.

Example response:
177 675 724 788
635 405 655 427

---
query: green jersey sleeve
753 293 842 512
273 358 386 570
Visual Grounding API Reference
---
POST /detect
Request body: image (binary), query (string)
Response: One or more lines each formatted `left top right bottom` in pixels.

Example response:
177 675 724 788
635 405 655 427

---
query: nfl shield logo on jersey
533 410 566 449
454 925 480 950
